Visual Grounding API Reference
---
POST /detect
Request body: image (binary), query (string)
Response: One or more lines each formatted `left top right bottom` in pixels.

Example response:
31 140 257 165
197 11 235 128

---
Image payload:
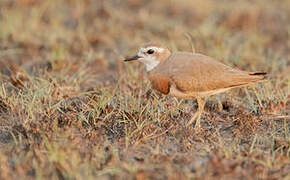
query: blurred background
0 0 289 83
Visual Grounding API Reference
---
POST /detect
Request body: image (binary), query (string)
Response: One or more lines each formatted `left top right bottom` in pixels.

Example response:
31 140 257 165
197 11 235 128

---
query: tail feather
249 72 267 76
227 71 267 89
249 71 267 80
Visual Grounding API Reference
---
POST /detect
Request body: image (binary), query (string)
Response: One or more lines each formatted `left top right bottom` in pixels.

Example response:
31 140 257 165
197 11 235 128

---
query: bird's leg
217 98 223 111
187 97 206 129
194 97 206 129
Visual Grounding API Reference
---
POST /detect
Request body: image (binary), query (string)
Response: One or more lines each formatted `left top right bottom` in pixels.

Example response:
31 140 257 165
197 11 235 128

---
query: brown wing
154 52 266 93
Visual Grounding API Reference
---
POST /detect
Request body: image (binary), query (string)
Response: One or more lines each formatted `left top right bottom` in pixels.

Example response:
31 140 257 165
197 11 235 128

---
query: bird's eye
147 49 154 54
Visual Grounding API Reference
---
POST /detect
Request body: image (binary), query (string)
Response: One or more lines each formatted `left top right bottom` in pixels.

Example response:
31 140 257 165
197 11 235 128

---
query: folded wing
156 52 266 93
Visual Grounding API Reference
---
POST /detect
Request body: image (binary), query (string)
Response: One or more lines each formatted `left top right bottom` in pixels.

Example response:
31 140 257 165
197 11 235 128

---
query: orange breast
148 72 170 95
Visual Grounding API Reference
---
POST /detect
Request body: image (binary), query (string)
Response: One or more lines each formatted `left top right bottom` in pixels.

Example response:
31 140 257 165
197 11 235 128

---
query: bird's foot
186 112 198 127
194 120 201 130
186 113 202 132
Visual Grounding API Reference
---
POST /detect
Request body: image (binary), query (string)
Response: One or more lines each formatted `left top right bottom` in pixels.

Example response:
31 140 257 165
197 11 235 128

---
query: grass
0 0 289 179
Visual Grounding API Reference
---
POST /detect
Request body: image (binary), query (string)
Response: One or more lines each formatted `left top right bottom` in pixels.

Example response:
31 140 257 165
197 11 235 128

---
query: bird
124 42 267 130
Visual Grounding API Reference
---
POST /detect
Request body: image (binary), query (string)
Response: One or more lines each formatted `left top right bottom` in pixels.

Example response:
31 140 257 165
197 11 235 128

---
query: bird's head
124 43 171 71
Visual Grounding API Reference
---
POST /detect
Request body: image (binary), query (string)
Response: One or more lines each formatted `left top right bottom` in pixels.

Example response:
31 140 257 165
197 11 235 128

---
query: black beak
124 55 141 62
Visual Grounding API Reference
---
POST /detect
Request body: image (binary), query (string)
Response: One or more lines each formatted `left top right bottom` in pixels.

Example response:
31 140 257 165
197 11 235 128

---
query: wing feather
151 52 266 93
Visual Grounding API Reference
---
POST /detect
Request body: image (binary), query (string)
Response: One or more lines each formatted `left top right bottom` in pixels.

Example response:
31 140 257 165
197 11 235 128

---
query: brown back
149 52 266 93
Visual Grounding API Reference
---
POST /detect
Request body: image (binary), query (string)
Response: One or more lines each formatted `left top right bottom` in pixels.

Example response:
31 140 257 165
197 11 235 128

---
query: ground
0 0 289 179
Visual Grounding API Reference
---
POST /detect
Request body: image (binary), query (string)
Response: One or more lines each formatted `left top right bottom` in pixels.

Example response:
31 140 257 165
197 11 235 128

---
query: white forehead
139 46 164 53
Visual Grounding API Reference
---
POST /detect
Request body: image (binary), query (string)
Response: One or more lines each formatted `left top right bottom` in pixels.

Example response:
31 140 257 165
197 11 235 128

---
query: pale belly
168 85 231 98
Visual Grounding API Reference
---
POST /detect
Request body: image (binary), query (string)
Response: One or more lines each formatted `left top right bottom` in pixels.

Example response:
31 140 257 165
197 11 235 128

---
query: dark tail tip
250 72 267 76
249 72 268 80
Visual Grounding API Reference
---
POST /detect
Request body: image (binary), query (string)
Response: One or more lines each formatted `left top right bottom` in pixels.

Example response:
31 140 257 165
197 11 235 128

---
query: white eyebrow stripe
140 48 146 53
140 47 164 53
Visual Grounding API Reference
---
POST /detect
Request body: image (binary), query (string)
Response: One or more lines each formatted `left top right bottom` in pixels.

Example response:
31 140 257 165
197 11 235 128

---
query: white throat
145 61 159 71
140 57 160 72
